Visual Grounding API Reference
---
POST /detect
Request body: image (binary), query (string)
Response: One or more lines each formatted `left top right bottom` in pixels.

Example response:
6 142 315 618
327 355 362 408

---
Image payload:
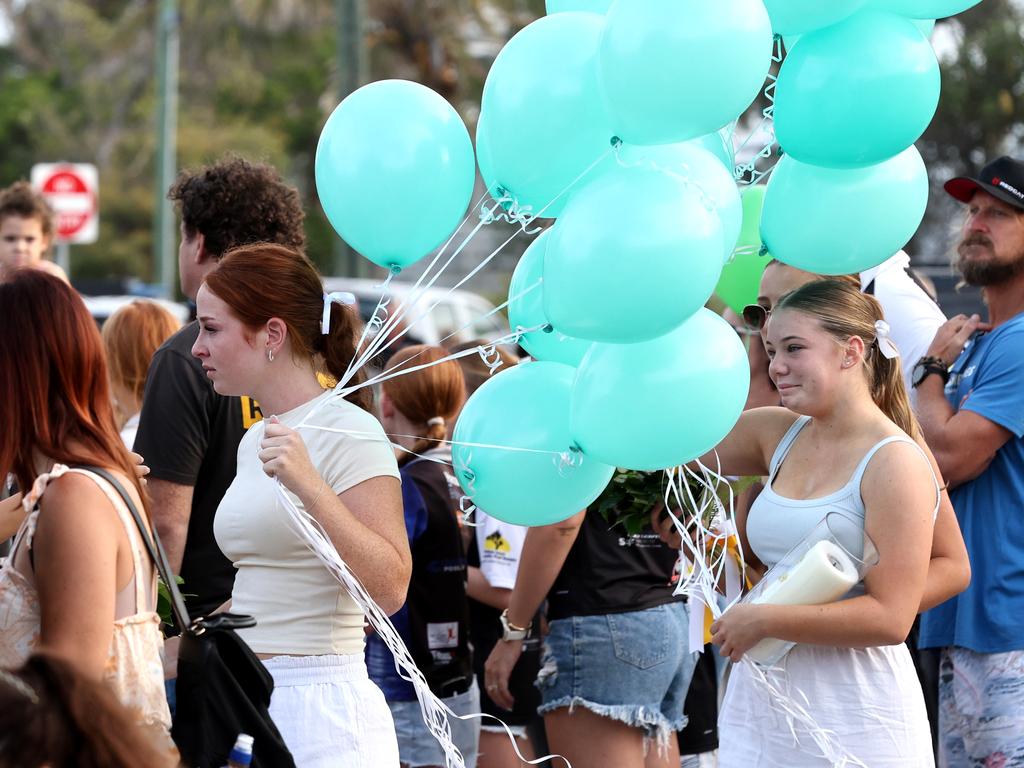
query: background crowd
0 146 1022 768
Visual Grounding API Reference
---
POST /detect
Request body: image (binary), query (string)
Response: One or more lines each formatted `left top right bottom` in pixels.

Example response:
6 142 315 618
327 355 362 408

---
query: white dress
718 416 935 767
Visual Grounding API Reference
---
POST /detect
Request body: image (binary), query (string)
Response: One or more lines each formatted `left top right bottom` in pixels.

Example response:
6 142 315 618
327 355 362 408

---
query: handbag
84 467 295 768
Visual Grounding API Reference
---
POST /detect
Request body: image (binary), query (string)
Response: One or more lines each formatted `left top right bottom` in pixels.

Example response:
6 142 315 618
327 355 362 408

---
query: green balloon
507 229 592 366
716 185 772 313
760 146 928 275
570 309 750 471
452 361 614 526
544 165 724 343
774 9 940 168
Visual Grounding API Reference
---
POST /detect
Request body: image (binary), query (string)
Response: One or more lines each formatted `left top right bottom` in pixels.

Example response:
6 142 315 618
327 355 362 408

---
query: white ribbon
321 291 357 335
873 319 900 360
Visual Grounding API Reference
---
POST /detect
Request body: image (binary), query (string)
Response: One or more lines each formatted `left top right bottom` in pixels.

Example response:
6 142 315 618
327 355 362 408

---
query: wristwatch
499 609 532 642
911 356 950 388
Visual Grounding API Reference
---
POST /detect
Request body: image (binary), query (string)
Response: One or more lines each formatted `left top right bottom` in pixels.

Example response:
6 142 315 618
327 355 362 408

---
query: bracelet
306 477 327 513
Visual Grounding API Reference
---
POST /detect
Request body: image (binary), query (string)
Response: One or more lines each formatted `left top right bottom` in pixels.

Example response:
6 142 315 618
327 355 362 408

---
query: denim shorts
389 679 480 768
537 601 696 747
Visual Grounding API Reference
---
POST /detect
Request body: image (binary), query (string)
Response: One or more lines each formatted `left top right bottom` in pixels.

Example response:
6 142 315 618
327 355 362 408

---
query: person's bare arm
485 511 585 710
146 478 194 574
467 566 512 611
33 475 123 679
0 493 24 541
914 436 971 612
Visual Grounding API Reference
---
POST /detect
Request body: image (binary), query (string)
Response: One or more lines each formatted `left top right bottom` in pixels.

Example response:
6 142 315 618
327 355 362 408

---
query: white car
321 277 510 347
82 295 191 328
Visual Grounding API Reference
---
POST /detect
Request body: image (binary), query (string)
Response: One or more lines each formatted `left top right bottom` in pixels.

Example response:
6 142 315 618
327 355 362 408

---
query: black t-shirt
134 322 263 617
678 644 719 755
547 508 682 621
402 458 474 697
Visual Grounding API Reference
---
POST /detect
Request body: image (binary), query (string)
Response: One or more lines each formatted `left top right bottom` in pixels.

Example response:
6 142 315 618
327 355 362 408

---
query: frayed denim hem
538 695 687 754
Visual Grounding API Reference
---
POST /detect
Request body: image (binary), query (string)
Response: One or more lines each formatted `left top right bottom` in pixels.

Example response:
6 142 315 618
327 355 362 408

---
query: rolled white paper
745 539 859 665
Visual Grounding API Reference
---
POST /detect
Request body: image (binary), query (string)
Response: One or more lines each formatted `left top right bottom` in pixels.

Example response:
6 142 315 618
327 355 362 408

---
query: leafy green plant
156 575 187 627
595 468 756 537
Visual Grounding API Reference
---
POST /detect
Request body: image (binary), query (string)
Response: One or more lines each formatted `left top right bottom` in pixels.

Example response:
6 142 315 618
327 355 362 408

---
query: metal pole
55 242 71 278
153 0 180 298
334 0 366 278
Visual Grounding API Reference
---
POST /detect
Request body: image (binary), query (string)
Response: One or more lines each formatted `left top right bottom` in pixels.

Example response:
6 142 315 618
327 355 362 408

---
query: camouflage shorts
939 646 1024 768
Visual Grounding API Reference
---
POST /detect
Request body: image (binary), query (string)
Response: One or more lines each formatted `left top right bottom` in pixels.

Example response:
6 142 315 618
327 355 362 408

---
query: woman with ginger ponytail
701 279 967 766
0 270 173 756
367 345 481 768
191 243 410 766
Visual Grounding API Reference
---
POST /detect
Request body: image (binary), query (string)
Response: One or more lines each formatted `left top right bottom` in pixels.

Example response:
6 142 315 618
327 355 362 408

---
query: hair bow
874 319 900 360
322 291 357 335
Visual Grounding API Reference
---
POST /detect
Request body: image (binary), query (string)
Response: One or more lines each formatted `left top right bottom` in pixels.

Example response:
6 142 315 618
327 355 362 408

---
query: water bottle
225 733 254 768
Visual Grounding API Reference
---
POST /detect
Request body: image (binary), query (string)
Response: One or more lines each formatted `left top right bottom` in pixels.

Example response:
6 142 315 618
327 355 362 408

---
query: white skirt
719 643 933 767
265 653 400 768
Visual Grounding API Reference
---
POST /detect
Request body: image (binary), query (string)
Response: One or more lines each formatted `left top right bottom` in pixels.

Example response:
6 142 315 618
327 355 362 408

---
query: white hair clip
874 319 900 360
426 416 445 427
321 291 357 335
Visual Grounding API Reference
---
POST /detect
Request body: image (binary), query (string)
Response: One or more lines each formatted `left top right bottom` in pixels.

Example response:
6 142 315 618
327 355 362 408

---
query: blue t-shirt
365 472 427 700
920 311 1024 653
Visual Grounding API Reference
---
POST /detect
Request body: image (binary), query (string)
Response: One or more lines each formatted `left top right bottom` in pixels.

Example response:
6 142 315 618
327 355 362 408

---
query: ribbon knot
321 291 357 335
874 319 900 360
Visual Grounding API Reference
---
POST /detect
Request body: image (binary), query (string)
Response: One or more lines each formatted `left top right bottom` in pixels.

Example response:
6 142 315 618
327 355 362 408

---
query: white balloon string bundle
734 34 785 186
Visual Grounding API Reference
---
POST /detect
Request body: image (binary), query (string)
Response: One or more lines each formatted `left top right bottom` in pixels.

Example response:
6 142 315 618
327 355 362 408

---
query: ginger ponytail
381 345 464 465
775 278 920 438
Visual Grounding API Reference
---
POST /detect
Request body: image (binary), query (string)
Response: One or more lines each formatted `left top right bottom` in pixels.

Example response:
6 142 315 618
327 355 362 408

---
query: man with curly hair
0 181 67 283
135 157 306 627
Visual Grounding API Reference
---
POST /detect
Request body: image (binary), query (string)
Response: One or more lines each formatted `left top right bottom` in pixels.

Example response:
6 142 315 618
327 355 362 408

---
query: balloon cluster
314 0 981 527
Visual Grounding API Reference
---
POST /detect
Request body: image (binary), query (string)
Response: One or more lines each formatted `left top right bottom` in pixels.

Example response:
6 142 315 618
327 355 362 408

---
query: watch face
912 363 926 386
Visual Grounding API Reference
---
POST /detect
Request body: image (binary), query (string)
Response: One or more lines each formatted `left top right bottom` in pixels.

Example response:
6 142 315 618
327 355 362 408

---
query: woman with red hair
0 269 172 751
192 243 411 766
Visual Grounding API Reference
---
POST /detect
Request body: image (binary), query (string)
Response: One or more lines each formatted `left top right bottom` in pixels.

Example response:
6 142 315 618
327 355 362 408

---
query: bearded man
915 156 1024 768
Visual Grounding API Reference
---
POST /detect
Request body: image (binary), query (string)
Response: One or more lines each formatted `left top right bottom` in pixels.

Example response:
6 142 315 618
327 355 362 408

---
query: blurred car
82 295 191 328
321 276 510 347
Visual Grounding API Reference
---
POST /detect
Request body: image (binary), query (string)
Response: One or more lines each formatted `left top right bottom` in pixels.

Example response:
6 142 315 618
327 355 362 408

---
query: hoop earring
267 348 275 363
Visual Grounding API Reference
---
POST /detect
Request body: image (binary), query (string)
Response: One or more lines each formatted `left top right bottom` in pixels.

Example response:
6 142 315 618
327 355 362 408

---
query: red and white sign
30 163 99 244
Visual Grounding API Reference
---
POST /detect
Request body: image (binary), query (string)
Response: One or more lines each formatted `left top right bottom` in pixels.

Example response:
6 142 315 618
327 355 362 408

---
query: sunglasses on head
742 303 770 331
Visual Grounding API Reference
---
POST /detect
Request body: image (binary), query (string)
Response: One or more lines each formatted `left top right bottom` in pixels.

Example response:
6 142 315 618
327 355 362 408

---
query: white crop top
214 390 400 656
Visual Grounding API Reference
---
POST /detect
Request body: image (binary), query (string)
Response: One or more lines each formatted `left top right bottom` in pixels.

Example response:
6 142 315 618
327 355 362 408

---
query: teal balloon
872 0 979 18
913 18 936 36
452 362 614 526
544 165 724 343
597 142 741 263
764 0 867 34
546 0 612 12
716 185 772 313
315 80 475 270
760 146 929 275
478 13 613 217
690 128 736 175
570 309 750 471
598 0 773 146
507 230 592 366
774 9 940 168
